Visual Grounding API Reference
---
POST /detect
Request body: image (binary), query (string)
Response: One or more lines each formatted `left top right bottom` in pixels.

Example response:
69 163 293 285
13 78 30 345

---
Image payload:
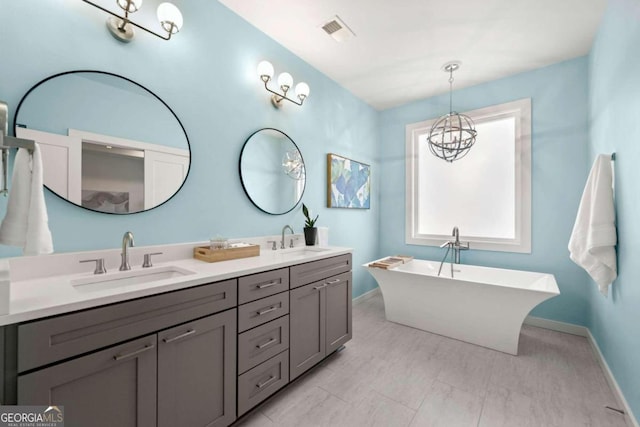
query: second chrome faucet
281 225 294 249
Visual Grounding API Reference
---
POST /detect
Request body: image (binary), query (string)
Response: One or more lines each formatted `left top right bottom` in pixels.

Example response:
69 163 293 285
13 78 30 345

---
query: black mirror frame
239 128 306 215
13 69 191 215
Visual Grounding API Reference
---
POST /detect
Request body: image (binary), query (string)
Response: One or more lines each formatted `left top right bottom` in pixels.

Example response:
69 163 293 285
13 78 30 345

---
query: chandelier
427 62 477 162
282 149 305 180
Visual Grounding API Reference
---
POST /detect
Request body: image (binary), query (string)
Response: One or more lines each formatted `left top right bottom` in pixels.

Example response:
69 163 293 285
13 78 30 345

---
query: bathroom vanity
0 243 352 427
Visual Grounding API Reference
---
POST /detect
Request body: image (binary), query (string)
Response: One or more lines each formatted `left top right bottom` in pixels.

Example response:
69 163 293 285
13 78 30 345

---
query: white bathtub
364 259 560 355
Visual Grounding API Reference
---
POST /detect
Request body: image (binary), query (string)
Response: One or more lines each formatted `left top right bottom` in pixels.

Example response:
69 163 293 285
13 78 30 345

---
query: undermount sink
71 266 196 293
277 247 331 256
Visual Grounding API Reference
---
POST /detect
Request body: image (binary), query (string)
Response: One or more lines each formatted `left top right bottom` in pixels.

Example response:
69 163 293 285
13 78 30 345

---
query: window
405 98 531 253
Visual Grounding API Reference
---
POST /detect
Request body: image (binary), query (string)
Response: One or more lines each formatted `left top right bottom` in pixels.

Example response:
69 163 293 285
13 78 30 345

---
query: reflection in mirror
239 128 306 215
14 71 190 214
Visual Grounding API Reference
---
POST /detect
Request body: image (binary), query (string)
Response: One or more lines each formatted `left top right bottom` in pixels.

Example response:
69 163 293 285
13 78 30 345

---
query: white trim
352 287 380 305
524 315 588 336
524 316 638 427
68 129 189 157
405 98 531 253
586 329 639 427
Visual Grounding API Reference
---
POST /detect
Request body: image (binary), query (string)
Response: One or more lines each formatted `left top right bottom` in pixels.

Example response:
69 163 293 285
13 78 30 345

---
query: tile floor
237 294 629 427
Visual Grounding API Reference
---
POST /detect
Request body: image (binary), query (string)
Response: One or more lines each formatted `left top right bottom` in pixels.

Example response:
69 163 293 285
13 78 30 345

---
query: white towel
0 145 53 255
568 154 616 296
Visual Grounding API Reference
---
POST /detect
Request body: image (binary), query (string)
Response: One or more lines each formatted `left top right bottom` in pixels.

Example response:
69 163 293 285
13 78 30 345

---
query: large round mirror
239 128 306 215
14 70 190 214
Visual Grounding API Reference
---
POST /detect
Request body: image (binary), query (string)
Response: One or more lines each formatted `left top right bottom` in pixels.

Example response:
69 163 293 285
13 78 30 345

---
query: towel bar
1 100 36 195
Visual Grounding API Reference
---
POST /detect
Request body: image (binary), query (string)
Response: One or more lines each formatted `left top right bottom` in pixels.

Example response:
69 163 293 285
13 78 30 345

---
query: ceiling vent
321 15 355 42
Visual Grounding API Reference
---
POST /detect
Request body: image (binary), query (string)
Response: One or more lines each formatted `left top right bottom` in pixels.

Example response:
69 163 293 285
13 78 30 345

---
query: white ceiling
219 0 607 110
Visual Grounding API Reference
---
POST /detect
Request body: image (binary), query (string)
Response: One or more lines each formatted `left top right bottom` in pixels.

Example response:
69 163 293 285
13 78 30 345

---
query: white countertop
0 239 352 326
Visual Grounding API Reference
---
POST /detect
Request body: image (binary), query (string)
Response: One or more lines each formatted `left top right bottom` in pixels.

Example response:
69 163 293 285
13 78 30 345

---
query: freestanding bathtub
364 259 560 355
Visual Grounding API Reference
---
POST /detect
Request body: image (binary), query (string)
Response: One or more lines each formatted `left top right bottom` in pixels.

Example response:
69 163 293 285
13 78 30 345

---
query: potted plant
302 203 319 246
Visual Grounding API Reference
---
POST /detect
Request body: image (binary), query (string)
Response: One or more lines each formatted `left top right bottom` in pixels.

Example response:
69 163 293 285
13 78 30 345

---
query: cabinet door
325 272 353 354
18 335 157 427
158 309 236 427
290 282 326 380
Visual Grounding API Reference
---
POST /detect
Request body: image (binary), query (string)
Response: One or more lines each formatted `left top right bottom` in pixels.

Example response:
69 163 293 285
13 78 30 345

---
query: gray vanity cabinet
18 334 158 427
325 272 353 354
290 281 326 380
158 310 236 427
290 270 353 380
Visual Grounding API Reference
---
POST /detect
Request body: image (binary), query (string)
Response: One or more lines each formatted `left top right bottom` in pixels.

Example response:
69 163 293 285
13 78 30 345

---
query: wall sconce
82 0 184 42
257 61 310 108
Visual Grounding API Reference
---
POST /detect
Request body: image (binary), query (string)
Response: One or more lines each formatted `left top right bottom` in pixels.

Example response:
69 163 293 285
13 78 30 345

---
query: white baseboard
352 287 380 305
524 316 638 427
524 315 588 337
586 329 639 427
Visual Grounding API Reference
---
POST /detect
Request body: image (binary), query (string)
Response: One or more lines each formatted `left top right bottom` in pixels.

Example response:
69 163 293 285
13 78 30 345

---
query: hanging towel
0 145 53 255
568 154 616 296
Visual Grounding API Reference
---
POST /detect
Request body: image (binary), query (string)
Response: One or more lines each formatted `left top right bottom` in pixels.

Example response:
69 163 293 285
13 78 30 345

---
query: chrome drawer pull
113 344 155 361
256 338 277 349
326 278 340 284
313 284 327 290
256 375 276 389
257 281 279 289
163 329 196 343
257 306 278 316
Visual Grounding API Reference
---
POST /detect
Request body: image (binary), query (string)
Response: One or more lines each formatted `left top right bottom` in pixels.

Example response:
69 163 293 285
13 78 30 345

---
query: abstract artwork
327 153 371 209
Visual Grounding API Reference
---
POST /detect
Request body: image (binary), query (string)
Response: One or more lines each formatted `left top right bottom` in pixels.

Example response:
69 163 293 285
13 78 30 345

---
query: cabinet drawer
290 253 352 289
238 350 289 416
18 279 237 373
238 316 289 374
238 268 289 304
238 292 289 333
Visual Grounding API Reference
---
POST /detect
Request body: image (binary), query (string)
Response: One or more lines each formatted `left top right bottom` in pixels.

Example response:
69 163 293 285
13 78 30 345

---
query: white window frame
405 98 531 253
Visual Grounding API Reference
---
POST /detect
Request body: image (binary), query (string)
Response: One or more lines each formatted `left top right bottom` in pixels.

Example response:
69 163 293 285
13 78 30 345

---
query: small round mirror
239 128 306 215
14 70 190 214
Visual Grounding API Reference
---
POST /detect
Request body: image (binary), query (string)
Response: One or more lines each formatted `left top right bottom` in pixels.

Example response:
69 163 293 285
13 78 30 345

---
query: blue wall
588 0 640 418
378 57 592 326
0 0 380 297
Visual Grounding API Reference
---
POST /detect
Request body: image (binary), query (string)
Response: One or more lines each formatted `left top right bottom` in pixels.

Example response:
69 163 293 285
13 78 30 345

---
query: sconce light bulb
117 0 143 13
295 82 310 101
157 2 183 34
257 61 274 81
278 72 293 92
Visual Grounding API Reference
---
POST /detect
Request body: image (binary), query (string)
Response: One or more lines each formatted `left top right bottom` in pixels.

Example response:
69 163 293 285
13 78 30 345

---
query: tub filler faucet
438 226 469 277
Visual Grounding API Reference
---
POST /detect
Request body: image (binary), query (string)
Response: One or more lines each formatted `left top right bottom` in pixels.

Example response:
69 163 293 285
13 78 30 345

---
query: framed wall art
327 153 371 209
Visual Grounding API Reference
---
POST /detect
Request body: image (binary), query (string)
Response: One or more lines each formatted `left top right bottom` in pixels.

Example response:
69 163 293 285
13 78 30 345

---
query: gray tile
264 386 350 427
410 381 484 427
235 411 275 427
342 389 416 427
435 337 496 397
479 386 553 427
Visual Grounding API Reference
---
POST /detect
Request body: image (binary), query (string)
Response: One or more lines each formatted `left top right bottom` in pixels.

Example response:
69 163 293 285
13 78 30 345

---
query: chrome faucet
451 226 468 264
119 231 135 271
438 226 469 277
281 225 294 249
